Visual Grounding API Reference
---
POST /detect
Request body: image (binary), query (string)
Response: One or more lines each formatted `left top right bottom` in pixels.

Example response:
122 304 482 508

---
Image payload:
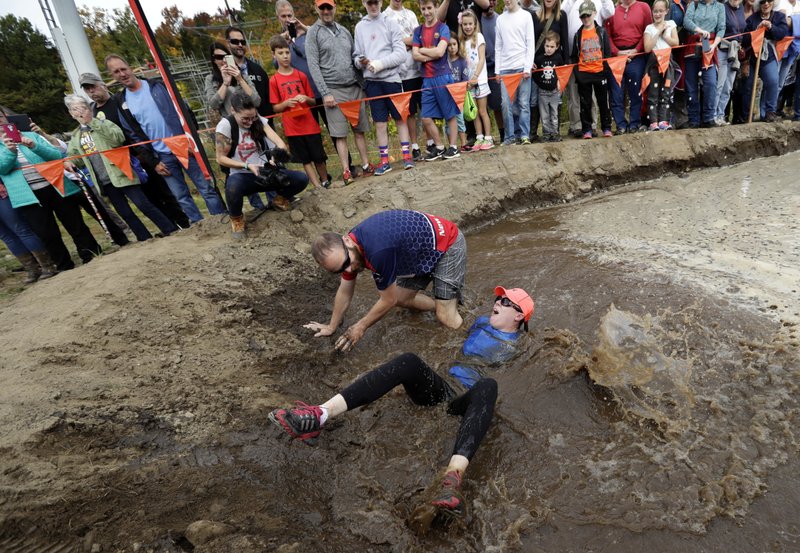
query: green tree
0 15 72 132
79 6 150 68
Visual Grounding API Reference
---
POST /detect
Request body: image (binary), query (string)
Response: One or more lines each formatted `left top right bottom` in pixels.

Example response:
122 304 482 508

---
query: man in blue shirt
106 54 226 224
270 286 534 521
306 210 467 352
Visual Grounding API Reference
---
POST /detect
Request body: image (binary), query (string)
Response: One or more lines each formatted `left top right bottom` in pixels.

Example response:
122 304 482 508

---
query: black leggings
340 353 498 460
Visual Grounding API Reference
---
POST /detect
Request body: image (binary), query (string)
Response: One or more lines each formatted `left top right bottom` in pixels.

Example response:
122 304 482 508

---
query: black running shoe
268 402 323 445
442 146 460 159
424 148 444 161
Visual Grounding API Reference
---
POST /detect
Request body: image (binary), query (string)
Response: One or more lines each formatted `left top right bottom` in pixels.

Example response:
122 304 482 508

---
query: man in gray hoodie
354 0 415 175
306 0 374 185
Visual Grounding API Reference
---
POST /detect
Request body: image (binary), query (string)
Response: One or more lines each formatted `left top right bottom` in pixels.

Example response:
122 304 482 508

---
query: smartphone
7 114 31 133
0 123 22 143
701 37 711 53
288 21 297 39
224 54 236 68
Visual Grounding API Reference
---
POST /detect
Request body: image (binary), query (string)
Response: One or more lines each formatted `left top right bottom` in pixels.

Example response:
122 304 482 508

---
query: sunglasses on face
495 296 522 313
335 243 351 274
213 54 227 60
318 5 334 10
228 38 246 45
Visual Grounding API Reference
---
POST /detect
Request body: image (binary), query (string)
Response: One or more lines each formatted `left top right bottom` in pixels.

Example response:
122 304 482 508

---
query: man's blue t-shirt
449 315 520 388
343 209 459 291
125 80 171 154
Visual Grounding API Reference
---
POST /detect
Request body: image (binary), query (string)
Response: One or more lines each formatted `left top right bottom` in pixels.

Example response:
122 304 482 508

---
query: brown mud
0 122 799 552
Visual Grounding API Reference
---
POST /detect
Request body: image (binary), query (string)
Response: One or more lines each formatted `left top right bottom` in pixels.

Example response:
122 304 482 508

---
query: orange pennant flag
102 147 134 181
555 65 574 94
702 49 714 69
751 27 766 59
654 48 671 76
640 73 651 96
389 91 412 122
162 135 190 170
283 105 310 119
37 160 66 195
607 56 628 87
446 81 468 111
775 35 794 61
500 72 523 103
338 100 363 128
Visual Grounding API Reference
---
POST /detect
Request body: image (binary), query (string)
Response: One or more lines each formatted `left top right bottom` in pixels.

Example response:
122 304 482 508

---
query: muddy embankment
0 122 798 553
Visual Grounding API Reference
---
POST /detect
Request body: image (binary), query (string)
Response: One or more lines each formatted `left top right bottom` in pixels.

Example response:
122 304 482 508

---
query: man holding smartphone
225 27 274 123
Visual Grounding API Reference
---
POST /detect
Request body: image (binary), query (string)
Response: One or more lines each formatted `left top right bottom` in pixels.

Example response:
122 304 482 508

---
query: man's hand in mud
303 321 336 337
334 324 365 352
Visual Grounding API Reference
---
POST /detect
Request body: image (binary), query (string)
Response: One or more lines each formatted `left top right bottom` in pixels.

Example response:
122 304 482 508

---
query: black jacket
571 24 612 81
243 58 274 118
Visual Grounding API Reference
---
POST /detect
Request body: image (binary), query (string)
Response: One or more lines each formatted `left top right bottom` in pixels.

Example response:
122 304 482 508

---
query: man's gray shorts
396 231 467 300
325 84 370 138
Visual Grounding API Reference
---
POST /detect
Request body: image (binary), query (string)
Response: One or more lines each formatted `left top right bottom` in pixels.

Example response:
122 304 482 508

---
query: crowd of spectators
1 0 799 282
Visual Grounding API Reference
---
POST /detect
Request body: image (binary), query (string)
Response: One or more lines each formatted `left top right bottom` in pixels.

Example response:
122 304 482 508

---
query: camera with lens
256 148 292 190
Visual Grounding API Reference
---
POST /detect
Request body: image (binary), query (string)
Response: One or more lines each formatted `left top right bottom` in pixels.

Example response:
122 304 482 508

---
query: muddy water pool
303 153 799 552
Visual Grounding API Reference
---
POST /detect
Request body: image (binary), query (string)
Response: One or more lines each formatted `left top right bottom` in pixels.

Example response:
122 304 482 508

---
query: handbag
463 90 478 122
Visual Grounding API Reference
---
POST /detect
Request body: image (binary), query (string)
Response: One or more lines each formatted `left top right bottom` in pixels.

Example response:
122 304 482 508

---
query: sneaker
648 122 659 131
403 160 415 170
480 138 495 150
412 147 422 162
320 179 332 189
501 138 516 146
430 470 464 516
361 163 376 176
763 112 780 123
715 117 730 126
615 127 627 136
583 131 593 139
570 129 583 139
374 162 393 176
271 195 291 211
442 146 461 159
268 402 323 445
342 169 354 186
520 137 532 145
515 137 523 145
472 138 485 150
460 144 473 153
658 121 672 131
602 129 613 138
424 147 444 161
551 134 563 142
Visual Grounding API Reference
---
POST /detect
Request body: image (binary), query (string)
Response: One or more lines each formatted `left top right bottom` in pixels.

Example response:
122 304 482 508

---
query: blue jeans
103 184 178 240
225 169 308 217
159 152 226 223
685 56 718 125
0 193 44 256
609 55 646 130
500 69 531 141
715 47 738 119
744 59 779 120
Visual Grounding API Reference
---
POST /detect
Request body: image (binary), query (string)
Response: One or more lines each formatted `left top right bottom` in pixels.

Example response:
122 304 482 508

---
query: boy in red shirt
269 35 331 188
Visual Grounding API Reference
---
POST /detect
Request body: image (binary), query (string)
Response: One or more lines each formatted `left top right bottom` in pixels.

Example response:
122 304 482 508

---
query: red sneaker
430 470 465 516
268 402 323 445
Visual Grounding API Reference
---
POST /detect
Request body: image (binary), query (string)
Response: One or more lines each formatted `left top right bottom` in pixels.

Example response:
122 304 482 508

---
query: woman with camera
214 92 309 239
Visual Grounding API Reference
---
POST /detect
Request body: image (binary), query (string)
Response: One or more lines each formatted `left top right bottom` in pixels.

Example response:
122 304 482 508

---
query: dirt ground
1 123 799 552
